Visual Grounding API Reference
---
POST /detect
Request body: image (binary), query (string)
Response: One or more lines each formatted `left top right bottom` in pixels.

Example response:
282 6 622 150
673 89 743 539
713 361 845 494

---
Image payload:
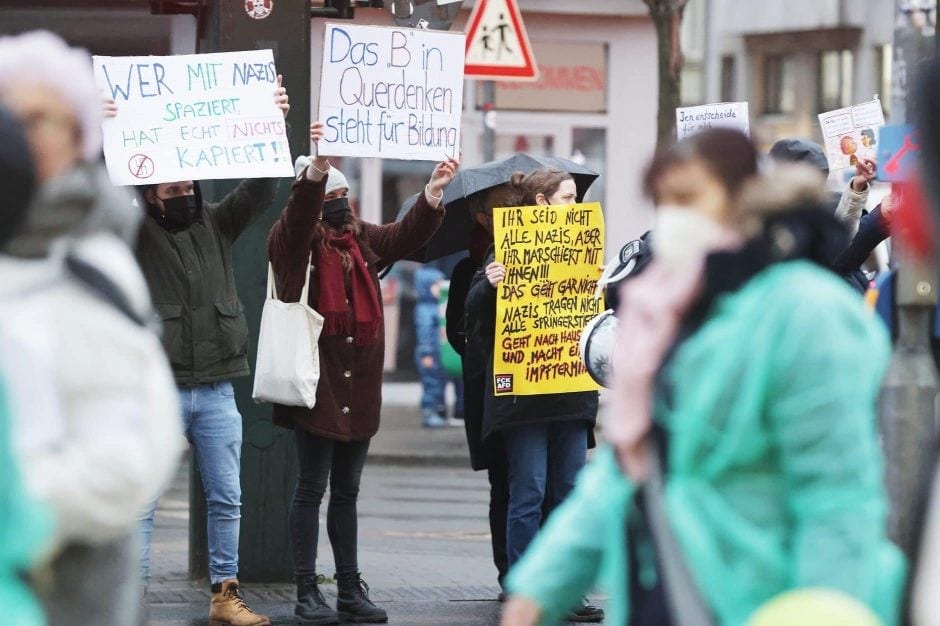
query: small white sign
94 50 293 185
318 23 465 161
675 102 750 140
818 99 885 171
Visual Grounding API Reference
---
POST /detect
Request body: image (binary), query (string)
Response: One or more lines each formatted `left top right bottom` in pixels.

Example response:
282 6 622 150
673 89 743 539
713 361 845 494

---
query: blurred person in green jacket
0 101 51 626
0 383 52 626
502 129 904 626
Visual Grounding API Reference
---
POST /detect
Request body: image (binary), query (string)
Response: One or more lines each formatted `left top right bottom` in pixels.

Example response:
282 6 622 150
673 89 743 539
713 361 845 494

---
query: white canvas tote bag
252 257 323 408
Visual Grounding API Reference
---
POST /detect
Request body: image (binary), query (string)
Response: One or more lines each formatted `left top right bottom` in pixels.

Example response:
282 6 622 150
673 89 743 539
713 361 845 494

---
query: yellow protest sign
493 202 604 396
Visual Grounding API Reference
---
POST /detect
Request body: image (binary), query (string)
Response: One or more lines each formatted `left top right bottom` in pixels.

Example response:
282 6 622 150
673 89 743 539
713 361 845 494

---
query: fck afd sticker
495 374 514 394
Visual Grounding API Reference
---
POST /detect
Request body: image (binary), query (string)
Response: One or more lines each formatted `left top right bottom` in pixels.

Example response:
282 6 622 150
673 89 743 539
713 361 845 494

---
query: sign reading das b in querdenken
493 203 604 396
318 23 465 161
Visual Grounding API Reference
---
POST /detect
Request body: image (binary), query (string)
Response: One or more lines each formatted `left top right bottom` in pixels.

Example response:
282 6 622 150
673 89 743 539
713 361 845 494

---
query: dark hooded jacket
135 177 279 386
769 137 872 293
447 254 490 470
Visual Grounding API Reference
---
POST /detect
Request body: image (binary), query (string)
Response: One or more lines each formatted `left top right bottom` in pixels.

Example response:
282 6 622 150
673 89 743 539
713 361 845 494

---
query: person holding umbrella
464 167 604 623
267 121 457 625
398 154 599 264
438 157 598 603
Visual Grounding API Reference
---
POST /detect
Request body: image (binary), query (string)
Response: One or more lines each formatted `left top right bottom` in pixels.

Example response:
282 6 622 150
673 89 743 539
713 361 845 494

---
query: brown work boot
209 579 271 626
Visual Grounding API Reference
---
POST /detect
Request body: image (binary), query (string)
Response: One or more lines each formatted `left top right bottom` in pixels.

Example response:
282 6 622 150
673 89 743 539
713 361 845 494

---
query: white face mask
651 205 731 270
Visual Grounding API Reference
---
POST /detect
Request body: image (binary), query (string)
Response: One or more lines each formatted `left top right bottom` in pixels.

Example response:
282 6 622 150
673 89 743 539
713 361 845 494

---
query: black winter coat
463 246 598 445
446 256 491 470
832 206 890 293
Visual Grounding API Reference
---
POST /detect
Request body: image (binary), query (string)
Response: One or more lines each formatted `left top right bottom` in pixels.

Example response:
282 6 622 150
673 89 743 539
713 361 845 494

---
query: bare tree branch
643 0 689 146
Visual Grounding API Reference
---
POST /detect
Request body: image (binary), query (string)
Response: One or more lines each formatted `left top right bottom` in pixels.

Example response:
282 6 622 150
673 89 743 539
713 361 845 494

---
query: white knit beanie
0 31 102 163
293 155 349 194
325 167 350 195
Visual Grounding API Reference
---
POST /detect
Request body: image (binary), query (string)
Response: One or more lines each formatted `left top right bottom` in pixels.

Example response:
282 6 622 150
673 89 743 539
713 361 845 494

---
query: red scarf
317 231 383 346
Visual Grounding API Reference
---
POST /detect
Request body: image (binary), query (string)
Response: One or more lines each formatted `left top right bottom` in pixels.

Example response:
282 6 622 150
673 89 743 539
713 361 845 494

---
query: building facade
0 0 659 249
0 0 660 371
683 0 898 150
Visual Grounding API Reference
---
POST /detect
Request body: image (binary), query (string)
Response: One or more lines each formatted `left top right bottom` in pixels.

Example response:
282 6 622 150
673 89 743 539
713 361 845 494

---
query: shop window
818 49 854 112
494 133 555 160
378 158 438 375
875 44 892 118
720 55 736 102
680 64 704 106
571 128 606 208
380 159 433 224
762 54 796 115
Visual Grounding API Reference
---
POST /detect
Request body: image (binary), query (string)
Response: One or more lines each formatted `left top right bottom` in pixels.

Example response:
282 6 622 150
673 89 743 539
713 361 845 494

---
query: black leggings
290 429 370 578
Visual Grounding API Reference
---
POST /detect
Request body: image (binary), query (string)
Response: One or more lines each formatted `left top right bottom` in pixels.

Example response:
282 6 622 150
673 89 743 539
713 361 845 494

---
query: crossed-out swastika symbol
128 154 155 179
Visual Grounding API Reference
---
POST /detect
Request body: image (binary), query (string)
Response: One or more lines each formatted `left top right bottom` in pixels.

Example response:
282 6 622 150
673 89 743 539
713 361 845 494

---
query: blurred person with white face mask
502 129 902 626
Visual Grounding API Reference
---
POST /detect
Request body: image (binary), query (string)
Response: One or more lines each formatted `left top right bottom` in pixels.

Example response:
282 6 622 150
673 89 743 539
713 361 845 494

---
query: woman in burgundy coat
267 121 457 625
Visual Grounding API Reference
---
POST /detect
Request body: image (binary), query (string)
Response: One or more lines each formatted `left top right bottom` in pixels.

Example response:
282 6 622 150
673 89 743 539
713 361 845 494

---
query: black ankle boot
295 575 339 625
335 572 387 623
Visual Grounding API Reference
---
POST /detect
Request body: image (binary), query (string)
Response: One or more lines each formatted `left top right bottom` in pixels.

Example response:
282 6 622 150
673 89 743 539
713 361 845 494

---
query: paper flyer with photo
818 99 886 171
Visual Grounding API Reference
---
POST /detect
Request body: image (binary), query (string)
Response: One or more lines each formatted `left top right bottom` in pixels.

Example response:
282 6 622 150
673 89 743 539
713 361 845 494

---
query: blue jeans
139 381 242 585
415 353 447 412
416 355 465 416
504 421 587 567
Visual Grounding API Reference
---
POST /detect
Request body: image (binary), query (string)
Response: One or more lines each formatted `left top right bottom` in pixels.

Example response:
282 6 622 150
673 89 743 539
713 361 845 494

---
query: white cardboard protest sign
818 99 885 171
318 23 465 161
676 102 750 140
94 50 293 186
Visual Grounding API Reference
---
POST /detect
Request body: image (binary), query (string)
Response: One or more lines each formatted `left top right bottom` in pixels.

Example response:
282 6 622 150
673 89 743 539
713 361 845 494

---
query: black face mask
322 197 351 229
157 195 198 231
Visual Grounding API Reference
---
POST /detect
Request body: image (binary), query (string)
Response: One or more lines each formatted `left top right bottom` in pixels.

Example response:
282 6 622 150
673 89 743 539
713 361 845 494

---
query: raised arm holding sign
121 53 294 624
264 114 460 624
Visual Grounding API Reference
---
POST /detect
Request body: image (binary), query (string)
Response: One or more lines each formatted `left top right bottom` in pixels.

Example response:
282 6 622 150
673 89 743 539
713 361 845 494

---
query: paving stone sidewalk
146 383 606 625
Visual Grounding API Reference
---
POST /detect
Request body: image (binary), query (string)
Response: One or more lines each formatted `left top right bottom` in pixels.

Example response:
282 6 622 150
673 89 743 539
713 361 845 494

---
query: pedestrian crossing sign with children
464 0 538 81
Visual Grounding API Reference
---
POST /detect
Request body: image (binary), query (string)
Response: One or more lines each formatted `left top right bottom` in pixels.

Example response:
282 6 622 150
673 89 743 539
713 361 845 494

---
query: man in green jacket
132 80 290 626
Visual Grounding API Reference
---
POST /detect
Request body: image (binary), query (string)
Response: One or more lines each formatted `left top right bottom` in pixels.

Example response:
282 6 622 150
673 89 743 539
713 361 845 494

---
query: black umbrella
398 153 600 262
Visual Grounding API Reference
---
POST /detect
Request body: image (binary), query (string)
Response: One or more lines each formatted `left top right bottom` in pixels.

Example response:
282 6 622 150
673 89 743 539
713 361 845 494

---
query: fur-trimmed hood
735 164 849 269
738 164 830 234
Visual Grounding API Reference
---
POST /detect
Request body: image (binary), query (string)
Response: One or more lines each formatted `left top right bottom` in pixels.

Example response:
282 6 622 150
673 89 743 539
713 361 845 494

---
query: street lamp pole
878 0 939 558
